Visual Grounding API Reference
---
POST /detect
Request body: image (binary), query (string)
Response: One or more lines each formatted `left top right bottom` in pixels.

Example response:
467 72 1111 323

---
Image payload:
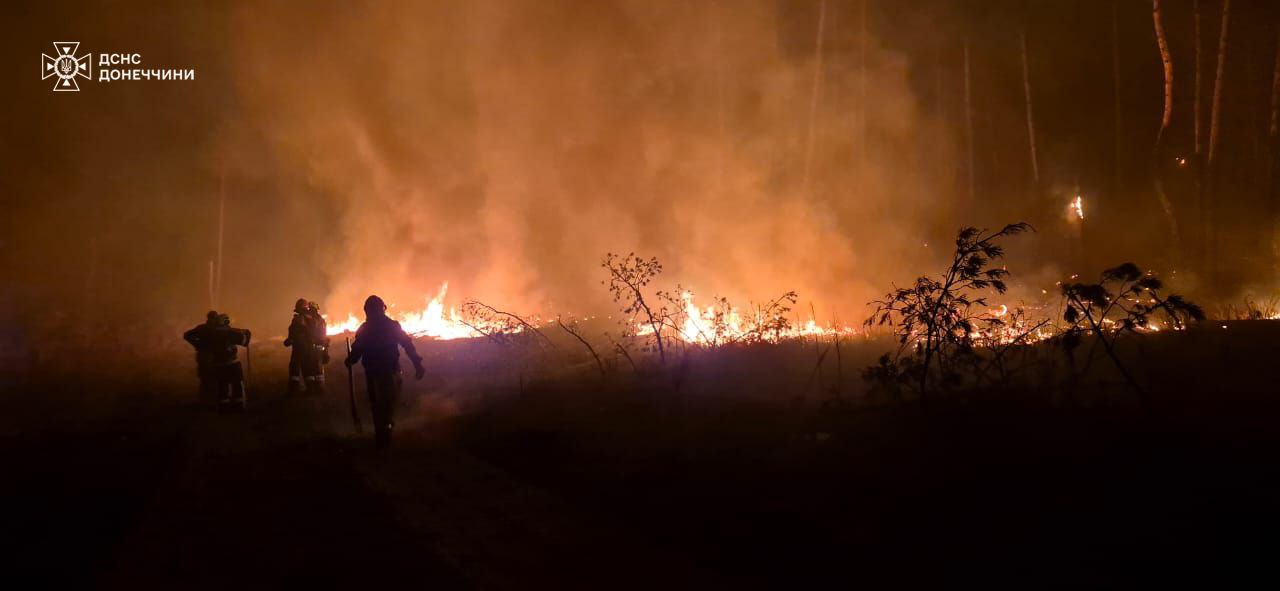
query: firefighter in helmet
307 300 331 364
185 311 221 404
183 311 252 411
284 298 329 394
344 295 424 450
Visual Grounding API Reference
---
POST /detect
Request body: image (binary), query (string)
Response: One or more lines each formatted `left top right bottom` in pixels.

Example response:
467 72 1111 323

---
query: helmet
363 295 388 317
217 313 231 327
294 298 308 314
307 300 320 314
206 310 219 324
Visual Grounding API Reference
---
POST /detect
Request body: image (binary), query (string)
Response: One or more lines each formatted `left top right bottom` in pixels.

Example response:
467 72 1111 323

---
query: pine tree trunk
712 0 725 197
215 168 225 308
1151 0 1180 255
964 38 975 208
1020 27 1040 195
208 260 216 310
1208 0 1231 165
1194 0 1207 270
858 0 868 198
801 0 827 197
1195 0 1203 156
1206 0 1231 278
1113 0 1123 195
1269 24 1280 281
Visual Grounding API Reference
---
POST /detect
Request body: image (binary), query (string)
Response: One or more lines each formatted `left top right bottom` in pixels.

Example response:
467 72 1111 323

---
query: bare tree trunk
1206 0 1231 277
1151 0 1180 254
1269 24 1280 281
208 260 216 310
1249 30 1263 163
858 0 868 198
1272 23 1280 143
1272 24 1280 144
1208 0 1231 165
215 168 225 309
712 0 725 197
1113 1 1123 201
1195 0 1204 156
1153 1 1174 149
801 0 827 197
1194 0 1207 269
935 43 954 201
1020 27 1040 195
964 38 976 207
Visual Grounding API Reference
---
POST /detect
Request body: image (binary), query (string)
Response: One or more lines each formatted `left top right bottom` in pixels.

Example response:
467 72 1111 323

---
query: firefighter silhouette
344 295 425 450
284 298 329 395
183 311 252 411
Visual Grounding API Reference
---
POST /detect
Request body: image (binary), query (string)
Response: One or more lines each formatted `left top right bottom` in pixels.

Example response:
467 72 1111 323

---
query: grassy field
2 321 1278 587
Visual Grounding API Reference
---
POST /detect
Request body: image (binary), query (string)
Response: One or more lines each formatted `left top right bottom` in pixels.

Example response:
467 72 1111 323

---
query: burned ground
3 323 1279 588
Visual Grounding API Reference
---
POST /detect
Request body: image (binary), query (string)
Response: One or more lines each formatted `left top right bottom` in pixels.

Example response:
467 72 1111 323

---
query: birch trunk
1269 25 1280 280
1208 0 1230 166
1195 0 1205 267
1194 0 1203 156
964 38 975 207
1206 0 1231 274
1020 27 1040 191
712 0 725 197
801 0 827 197
215 168 225 308
1151 0 1180 252
858 0 868 197
1113 1 1123 190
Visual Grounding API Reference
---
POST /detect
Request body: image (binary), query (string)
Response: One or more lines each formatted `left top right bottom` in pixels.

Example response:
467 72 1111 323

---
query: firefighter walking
183 311 253 412
343 295 425 450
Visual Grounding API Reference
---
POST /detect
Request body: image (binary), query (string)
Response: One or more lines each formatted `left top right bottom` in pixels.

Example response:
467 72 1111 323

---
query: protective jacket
346 315 421 375
184 322 251 365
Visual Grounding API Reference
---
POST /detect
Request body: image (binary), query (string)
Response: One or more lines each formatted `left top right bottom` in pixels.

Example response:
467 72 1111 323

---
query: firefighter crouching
184 311 252 412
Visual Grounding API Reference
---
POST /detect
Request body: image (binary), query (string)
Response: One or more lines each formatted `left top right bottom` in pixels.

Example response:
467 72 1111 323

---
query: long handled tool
345 336 362 433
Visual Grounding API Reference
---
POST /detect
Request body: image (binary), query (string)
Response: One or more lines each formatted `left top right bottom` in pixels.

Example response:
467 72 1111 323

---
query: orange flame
641 291 856 345
324 282 489 339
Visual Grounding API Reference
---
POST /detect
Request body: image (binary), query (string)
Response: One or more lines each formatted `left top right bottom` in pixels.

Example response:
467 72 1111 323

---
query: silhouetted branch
557 317 606 378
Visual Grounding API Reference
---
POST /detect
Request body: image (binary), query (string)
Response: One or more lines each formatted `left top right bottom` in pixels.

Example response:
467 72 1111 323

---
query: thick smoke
223 0 948 321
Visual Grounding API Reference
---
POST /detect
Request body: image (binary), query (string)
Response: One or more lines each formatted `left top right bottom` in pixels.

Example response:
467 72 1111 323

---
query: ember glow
1071 195 1085 220
667 292 856 345
326 283 856 345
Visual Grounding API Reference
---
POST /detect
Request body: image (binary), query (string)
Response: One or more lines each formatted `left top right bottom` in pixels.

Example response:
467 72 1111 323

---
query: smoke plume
224 0 949 321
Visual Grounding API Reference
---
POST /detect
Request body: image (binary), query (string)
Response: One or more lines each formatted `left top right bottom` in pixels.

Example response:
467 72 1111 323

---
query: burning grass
301 222 1277 413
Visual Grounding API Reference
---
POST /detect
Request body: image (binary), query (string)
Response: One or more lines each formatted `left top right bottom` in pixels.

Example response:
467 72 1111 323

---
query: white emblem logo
42 42 92 92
